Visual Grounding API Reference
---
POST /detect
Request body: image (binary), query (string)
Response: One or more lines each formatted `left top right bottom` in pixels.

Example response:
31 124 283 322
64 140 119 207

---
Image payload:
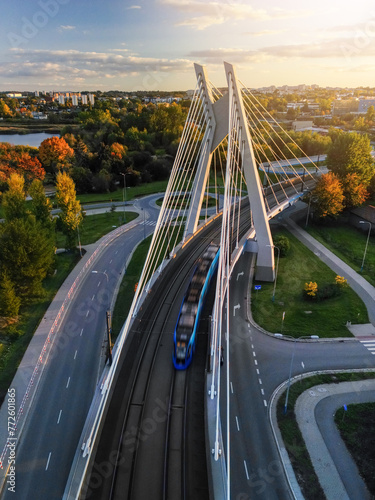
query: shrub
335 275 349 288
304 281 318 298
273 235 290 257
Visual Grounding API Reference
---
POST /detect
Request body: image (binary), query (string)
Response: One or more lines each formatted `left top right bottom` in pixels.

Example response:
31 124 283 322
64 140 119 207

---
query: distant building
81 94 88 105
58 95 65 105
6 93 22 98
88 93 95 105
72 95 78 106
358 99 375 113
35 91 39 97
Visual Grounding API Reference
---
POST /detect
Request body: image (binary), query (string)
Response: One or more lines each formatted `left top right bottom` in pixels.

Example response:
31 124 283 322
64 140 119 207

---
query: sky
0 0 375 91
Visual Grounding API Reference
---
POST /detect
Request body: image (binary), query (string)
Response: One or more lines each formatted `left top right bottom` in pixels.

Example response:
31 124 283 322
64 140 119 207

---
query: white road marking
80 328 83 336
256 369 260 375
236 416 240 431
92 294 95 301
110 259 113 264
74 350 77 360
86 310 89 317
66 377 70 389
46 452 51 470
97 281 101 287
252 351 256 357
237 272 244 281
251 344 254 349
261 388 265 396
57 410 62 424
259 378 262 385
233 304 240 316
244 460 249 480
254 359 258 366
230 382 234 394
263 399 268 407
301 361 305 369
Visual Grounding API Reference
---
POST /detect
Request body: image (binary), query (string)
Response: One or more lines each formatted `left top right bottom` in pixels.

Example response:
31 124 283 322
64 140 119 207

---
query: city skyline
0 0 374 91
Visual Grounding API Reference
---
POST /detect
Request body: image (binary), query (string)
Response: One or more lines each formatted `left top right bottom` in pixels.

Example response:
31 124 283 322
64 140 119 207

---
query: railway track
83 182 313 500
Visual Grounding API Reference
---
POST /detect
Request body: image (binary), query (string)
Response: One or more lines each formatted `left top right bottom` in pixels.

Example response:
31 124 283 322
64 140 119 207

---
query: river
0 132 59 148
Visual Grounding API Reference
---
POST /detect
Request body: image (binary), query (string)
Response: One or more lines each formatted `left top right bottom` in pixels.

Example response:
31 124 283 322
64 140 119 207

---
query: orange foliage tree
38 137 74 173
311 172 344 218
0 143 45 187
342 172 369 209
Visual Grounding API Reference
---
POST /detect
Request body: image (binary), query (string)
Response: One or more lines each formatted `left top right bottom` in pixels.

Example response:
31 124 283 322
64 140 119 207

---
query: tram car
173 244 219 370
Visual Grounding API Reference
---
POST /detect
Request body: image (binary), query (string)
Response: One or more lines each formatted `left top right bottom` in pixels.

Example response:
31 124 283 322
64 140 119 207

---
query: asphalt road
1 197 160 500
221 250 375 499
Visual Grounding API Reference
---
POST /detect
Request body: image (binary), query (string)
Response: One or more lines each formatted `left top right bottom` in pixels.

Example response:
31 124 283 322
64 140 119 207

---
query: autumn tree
0 100 12 118
311 172 344 219
326 132 375 187
342 173 369 209
38 136 74 174
2 173 27 221
55 172 83 250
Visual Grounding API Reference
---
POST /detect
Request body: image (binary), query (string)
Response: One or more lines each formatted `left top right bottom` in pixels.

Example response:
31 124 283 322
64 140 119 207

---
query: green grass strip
252 227 368 338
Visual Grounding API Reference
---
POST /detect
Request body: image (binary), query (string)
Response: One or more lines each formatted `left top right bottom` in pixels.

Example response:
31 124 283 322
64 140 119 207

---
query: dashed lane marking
236 416 240 431
46 452 51 471
57 410 62 424
66 377 70 389
244 460 249 480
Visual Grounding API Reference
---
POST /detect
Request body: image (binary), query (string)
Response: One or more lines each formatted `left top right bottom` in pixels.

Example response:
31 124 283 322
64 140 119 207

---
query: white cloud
159 0 309 30
126 5 142 9
244 29 285 37
3 48 192 83
59 25 76 31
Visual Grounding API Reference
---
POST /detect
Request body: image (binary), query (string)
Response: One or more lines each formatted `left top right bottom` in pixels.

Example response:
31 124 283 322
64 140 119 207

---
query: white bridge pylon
185 62 275 281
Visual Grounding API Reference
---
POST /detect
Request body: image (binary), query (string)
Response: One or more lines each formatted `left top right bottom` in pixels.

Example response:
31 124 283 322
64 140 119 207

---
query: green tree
311 172 344 219
273 235 290 257
365 105 375 122
342 173 369 209
0 217 55 299
326 132 375 186
2 173 27 221
0 272 21 318
55 172 83 250
29 179 54 231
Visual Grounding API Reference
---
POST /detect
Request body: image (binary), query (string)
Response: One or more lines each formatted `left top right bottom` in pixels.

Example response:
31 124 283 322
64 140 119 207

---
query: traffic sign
254 285 261 290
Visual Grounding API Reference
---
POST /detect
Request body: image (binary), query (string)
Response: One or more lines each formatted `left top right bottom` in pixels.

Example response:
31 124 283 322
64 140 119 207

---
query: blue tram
173 244 219 370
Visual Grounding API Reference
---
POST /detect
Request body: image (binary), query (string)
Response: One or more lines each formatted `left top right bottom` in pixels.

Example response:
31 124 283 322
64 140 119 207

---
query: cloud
188 35 375 64
58 25 76 31
244 29 285 37
126 5 141 8
159 0 309 30
2 48 192 84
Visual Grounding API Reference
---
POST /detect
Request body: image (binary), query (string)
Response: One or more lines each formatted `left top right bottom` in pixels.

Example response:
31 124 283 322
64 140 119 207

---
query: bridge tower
184 62 275 281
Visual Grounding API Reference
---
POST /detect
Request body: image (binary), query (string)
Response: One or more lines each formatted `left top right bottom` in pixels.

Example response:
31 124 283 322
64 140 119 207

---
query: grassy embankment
335 402 375 496
252 227 369 338
303 219 375 287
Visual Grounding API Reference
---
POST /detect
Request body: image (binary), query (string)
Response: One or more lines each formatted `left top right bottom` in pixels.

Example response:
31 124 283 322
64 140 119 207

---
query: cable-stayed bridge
67 62 324 499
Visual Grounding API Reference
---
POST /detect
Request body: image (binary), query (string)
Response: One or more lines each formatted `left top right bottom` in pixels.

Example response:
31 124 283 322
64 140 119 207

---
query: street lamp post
359 221 371 272
92 270 112 365
267 244 280 302
275 333 319 414
120 172 126 223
